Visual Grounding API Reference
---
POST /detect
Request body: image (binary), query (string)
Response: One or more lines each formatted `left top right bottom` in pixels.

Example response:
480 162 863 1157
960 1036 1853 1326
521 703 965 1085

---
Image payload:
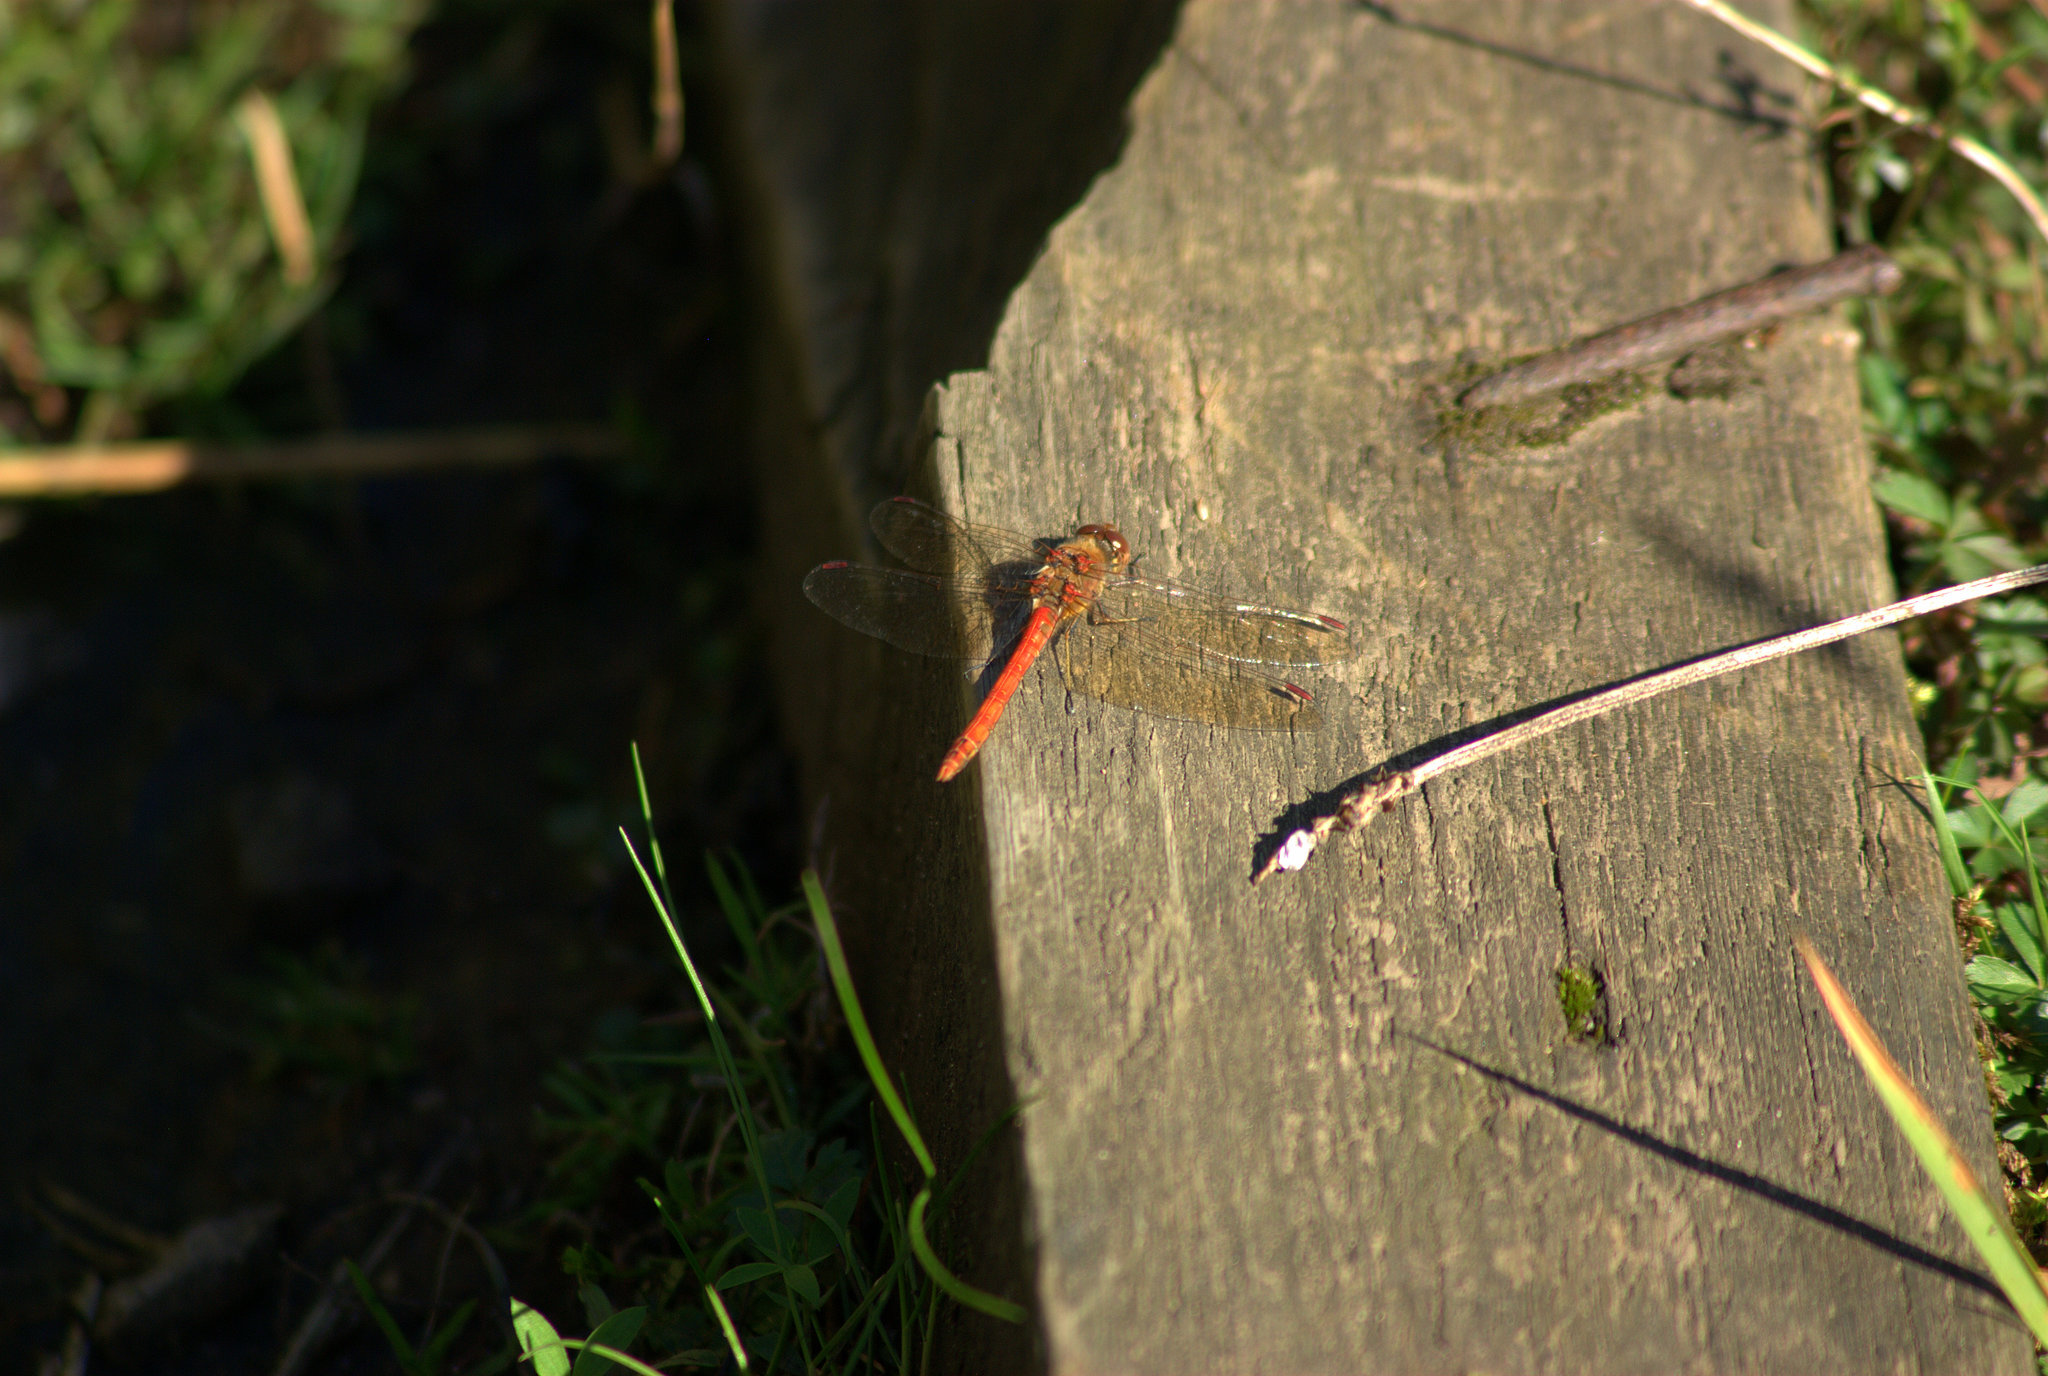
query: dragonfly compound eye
1076 523 1130 564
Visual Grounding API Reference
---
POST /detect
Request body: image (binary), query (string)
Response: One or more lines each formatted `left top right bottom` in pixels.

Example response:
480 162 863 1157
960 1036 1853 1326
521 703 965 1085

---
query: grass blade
344 1259 418 1372
704 849 762 971
637 1178 749 1371
1922 769 1974 899
802 870 1028 1326
558 1341 669 1376
1934 772 2048 979
1795 937 2048 1342
907 1188 1028 1325
621 828 715 1023
802 869 936 1179
618 777 799 1346
704 1281 750 1371
629 743 683 940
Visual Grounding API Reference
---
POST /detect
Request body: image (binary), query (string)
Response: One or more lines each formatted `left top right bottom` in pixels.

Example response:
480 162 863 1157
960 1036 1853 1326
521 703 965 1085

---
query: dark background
0 3 791 1369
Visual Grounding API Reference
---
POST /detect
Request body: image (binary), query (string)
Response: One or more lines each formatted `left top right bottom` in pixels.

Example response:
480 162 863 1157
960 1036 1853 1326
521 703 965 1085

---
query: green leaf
418 1299 476 1372
1944 530 2028 579
511 1299 572 1376
823 1172 861 1233
1968 954 2040 1003
777 1197 852 1265
1872 468 1951 525
1994 905 2048 986
735 1205 784 1260
1860 354 1918 442
571 1306 646 1376
804 1136 862 1194
1946 802 1998 849
1995 1059 2033 1100
577 1279 614 1329
714 1261 782 1290
758 1127 812 1191
783 1262 822 1307
2004 779 2048 827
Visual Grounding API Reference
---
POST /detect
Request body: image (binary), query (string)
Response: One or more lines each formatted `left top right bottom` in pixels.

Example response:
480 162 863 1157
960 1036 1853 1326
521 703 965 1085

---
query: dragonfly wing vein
802 565 1003 660
1056 620 1322 730
1090 581 1352 666
868 498 1041 576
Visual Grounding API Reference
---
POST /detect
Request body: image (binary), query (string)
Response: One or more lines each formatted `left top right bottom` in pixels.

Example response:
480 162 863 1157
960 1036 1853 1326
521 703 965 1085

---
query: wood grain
712 1 2028 1369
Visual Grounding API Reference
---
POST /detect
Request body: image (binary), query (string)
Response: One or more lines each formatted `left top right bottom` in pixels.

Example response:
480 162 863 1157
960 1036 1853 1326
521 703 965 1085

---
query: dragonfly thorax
1034 526 1130 614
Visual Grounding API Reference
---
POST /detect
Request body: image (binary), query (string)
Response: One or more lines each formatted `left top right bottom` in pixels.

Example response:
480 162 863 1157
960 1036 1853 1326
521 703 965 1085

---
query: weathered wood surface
710 1 2029 1371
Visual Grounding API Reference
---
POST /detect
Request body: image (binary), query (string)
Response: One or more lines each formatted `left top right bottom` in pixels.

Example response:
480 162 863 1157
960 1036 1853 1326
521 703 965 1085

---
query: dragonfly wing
802 564 1010 661
868 497 1046 577
1055 618 1323 730
1089 578 1353 666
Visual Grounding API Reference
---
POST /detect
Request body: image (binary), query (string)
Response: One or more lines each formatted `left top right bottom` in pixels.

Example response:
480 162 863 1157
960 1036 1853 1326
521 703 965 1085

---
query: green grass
0 0 422 443
192 940 420 1091
1791 0 2048 1258
369 747 1026 1374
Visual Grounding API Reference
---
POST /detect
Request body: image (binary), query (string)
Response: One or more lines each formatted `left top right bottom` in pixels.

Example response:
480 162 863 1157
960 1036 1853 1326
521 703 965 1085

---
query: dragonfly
803 497 1353 781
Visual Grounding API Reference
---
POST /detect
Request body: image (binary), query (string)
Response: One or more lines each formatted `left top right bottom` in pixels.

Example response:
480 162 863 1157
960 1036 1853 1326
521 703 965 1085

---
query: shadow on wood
705 2 1185 1368
710 1 2027 1371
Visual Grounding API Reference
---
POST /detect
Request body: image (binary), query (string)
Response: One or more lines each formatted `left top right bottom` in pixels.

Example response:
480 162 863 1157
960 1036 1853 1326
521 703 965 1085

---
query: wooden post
710 2 2027 1370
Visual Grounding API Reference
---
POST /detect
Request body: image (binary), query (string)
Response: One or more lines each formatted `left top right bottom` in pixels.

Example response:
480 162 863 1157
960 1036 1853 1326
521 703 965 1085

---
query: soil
0 4 792 1370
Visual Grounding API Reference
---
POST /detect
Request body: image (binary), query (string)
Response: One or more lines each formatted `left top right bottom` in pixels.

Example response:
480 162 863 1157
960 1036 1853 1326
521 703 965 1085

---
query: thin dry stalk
1256 563 2048 881
1681 0 2048 248
270 1134 468 1376
0 425 624 497
651 0 685 167
235 91 317 287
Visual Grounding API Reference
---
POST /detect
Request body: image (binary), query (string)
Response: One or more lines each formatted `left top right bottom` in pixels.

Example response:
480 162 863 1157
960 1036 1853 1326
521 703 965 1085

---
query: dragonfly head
1073 523 1131 571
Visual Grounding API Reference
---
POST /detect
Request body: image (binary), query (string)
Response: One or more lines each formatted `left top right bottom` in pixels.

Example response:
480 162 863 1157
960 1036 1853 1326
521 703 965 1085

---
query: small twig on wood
1457 245 1902 410
1254 563 2048 883
1680 0 2048 249
0 424 625 498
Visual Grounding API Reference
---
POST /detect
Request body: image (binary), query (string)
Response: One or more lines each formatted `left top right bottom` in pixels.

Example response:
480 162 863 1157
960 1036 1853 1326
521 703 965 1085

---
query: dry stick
383 1191 518 1357
1457 245 1902 410
0 424 624 498
270 1132 469 1376
235 90 317 288
1681 0 2048 249
651 0 685 168
1255 563 2048 883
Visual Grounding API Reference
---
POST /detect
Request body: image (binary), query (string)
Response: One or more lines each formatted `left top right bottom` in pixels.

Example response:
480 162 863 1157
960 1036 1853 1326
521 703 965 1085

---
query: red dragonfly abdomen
936 603 1061 781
